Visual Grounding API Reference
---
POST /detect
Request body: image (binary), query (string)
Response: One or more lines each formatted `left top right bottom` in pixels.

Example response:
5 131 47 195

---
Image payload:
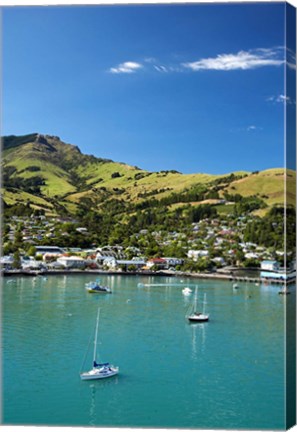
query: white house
103 258 146 270
212 257 226 266
76 227 88 234
261 260 279 271
162 257 184 267
187 250 209 261
260 260 292 280
57 256 86 269
244 252 259 259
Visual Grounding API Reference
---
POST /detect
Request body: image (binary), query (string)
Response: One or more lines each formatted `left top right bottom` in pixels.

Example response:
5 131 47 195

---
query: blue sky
2 3 293 174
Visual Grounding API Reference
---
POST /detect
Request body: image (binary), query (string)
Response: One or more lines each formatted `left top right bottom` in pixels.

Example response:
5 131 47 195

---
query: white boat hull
188 313 209 322
182 288 192 295
80 366 119 381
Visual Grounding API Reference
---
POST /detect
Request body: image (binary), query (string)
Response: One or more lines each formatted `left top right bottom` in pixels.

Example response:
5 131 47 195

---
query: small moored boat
85 279 112 293
278 285 290 295
182 287 192 296
80 308 119 381
186 287 209 323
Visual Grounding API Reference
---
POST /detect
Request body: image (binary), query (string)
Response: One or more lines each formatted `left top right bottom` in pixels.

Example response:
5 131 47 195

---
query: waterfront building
103 258 146 270
261 260 279 271
187 250 209 261
259 260 295 281
146 258 167 270
35 246 65 255
57 256 86 269
162 257 184 267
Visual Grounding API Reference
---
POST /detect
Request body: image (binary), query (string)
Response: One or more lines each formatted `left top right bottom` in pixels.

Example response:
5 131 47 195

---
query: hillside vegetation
2 133 294 219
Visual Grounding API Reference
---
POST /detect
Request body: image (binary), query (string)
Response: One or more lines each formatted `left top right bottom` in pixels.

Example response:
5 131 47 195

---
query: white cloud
108 47 287 76
109 61 143 74
182 48 284 71
247 125 263 132
144 57 157 63
267 94 295 105
230 125 263 133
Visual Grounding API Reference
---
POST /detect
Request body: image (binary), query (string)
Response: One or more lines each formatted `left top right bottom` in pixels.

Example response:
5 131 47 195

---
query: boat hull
188 314 209 322
80 367 119 381
86 289 111 294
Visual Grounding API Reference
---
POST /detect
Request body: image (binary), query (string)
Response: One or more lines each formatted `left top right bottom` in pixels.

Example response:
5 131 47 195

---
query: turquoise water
2 274 292 429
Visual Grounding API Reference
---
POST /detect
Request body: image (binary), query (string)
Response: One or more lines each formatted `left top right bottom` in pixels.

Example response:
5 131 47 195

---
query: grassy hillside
2 133 293 217
223 168 296 206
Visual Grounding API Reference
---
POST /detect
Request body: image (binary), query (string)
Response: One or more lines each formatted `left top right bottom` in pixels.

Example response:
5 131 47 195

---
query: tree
127 265 137 272
12 251 21 269
243 258 260 268
27 246 37 257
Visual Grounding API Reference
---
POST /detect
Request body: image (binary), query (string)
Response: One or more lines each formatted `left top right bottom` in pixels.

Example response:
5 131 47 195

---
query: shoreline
2 269 295 285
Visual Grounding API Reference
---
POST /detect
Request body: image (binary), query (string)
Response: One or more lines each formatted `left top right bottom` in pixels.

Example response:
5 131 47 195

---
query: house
162 257 184 267
21 258 46 270
104 258 146 270
43 253 62 262
146 258 167 270
187 250 209 261
260 260 288 280
261 260 279 271
35 246 65 255
96 246 125 260
57 256 86 269
244 252 259 259
76 227 88 234
211 257 226 266
0 256 14 269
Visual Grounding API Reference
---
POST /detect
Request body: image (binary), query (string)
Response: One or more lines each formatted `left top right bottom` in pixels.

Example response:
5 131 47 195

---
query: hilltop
1 133 293 218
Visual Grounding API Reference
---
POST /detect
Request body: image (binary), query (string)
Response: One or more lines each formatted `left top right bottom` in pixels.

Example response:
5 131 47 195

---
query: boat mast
93 308 100 367
203 293 206 315
194 286 198 312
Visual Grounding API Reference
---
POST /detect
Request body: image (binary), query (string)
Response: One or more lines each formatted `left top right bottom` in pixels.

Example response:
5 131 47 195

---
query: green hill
1 133 294 217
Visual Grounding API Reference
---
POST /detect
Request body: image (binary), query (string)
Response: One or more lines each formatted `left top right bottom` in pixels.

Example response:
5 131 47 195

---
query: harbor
2 273 294 429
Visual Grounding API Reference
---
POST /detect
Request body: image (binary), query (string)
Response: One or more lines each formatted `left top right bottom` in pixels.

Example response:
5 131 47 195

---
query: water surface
2 274 291 429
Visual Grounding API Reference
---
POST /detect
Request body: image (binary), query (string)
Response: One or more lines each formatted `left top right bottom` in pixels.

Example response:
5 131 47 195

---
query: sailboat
278 284 291 295
182 287 192 296
186 287 209 322
80 308 119 380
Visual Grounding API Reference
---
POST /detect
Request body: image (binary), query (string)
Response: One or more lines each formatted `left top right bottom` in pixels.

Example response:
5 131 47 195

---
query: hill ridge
1 133 293 218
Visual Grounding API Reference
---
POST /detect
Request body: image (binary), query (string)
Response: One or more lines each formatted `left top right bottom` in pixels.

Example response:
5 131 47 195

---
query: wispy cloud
154 65 169 73
182 48 284 71
109 61 143 74
108 47 286 76
246 125 263 132
230 125 263 133
267 94 295 105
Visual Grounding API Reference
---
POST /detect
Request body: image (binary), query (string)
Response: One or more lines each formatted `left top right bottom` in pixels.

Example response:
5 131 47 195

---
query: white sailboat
186 287 209 322
80 308 119 380
182 287 192 296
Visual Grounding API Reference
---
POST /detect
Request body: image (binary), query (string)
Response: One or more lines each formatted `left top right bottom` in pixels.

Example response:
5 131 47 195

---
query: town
2 212 295 283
